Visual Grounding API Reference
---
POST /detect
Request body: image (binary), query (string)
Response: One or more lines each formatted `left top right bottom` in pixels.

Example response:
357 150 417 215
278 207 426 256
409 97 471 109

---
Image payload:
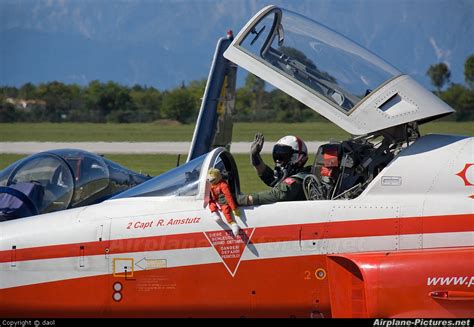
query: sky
0 0 473 90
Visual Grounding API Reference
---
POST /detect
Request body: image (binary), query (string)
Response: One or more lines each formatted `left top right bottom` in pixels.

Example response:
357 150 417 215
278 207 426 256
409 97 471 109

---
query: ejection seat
303 141 369 201
303 143 341 201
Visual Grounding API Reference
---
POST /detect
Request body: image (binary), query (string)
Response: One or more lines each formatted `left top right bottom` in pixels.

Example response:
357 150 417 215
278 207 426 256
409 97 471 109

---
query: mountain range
1 0 473 90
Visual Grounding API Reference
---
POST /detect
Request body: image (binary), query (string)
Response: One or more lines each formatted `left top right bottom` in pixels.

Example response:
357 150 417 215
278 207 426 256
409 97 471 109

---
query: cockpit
0 149 150 221
112 148 240 202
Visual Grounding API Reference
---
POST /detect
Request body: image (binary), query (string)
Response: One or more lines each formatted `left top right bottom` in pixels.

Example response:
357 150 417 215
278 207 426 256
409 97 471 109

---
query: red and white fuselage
1 4 473 318
1 134 473 317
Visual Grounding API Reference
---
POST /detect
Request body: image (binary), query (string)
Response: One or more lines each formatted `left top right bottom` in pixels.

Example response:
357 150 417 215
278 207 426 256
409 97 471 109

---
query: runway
0 141 325 155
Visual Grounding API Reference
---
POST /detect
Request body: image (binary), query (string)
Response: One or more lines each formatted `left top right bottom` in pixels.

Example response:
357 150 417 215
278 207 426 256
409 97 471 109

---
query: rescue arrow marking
135 258 167 270
135 258 147 270
204 228 255 277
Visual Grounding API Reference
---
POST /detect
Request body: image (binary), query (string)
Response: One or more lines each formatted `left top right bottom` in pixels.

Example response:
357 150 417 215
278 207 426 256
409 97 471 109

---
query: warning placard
204 228 254 276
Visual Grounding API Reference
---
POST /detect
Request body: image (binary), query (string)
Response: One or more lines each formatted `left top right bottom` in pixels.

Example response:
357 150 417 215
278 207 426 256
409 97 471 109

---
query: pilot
237 133 311 206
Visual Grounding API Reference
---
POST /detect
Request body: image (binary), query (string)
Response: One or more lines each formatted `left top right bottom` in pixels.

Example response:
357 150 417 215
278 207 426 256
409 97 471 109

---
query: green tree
65 84 86 122
187 79 207 109
457 88 474 121
440 83 474 121
464 55 474 88
130 86 162 122
0 86 19 99
161 87 197 123
36 81 80 122
427 63 451 93
242 73 266 119
85 81 135 123
18 83 37 99
271 89 302 122
0 102 17 122
270 89 319 122
235 87 253 121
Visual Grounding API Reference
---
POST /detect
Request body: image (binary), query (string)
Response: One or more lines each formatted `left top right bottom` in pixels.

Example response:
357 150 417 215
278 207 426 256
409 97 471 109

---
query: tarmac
0 141 325 155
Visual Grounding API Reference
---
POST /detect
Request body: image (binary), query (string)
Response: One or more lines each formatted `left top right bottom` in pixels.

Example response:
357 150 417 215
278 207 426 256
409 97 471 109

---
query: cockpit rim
109 147 240 204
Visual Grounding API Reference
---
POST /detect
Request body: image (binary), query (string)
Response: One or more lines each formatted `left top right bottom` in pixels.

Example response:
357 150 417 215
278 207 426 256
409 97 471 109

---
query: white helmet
272 135 308 168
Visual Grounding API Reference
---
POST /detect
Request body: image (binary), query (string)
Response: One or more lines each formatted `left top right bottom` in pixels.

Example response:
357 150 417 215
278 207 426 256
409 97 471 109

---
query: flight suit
246 165 311 206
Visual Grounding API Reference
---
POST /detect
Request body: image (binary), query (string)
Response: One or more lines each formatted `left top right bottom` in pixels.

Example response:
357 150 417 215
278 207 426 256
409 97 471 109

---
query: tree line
0 75 321 124
0 80 205 124
427 55 474 121
1 55 473 123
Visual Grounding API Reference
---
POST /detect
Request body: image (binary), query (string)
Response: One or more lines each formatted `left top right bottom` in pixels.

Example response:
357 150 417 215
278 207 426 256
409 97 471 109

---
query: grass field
0 122 348 142
1 121 472 142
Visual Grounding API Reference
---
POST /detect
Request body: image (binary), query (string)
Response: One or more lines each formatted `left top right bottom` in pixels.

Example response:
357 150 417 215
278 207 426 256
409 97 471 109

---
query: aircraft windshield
112 154 206 199
238 8 401 112
0 149 150 221
57 150 110 206
0 153 74 213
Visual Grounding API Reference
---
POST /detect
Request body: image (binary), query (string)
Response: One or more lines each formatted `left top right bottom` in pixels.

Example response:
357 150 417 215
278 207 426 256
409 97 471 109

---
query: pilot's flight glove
250 132 264 166
236 194 250 206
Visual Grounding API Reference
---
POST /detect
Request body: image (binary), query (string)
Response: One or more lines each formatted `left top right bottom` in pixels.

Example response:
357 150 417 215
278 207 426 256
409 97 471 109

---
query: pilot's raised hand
250 132 264 166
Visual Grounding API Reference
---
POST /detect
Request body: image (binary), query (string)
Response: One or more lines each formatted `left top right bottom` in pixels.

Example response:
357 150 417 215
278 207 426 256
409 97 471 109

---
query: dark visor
272 144 296 163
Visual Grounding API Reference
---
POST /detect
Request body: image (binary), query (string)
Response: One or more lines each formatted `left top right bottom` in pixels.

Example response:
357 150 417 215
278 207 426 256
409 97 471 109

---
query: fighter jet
0 5 472 318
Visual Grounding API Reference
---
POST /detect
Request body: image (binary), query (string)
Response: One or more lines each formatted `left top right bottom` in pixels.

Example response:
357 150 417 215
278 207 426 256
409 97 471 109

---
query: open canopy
224 5 454 135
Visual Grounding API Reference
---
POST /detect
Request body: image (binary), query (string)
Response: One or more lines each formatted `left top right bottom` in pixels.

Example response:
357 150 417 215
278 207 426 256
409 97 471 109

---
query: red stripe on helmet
295 136 302 155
